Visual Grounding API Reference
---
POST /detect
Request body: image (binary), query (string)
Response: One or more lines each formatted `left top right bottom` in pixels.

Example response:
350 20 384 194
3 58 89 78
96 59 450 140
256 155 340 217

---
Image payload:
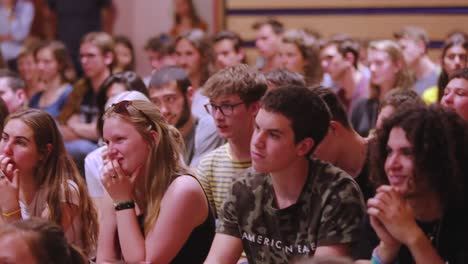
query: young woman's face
115 43 133 70
0 119 42 175
103 116 151 175
368 49 400 88
279 42 306 74
443 45 467 77
36 47 60 82
17 54 38 82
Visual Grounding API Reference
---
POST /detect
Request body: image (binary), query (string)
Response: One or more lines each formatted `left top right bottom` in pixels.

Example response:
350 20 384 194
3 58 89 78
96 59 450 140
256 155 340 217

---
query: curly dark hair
371 105 467 210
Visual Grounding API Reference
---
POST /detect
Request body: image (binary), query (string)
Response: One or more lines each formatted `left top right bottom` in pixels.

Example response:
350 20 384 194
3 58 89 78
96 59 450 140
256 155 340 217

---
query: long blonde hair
103 100 189 235
5 109 98 256
368 40 414 100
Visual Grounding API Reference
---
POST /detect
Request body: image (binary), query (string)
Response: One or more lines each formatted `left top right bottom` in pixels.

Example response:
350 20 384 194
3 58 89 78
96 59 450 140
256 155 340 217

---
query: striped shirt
197 143 251 218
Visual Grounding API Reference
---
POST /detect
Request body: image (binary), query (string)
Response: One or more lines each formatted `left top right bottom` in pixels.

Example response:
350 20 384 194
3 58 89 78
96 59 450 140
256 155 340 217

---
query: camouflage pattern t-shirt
217 159 365 264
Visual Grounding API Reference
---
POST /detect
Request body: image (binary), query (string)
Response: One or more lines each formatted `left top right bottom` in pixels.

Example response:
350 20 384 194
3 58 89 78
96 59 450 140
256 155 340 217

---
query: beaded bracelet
2 208 21 218
371 247 389 264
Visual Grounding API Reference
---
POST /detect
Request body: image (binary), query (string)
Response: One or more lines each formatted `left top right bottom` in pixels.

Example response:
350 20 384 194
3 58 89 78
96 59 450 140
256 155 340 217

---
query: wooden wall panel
244 48 442 68
227 14 468 41
227 0 468 9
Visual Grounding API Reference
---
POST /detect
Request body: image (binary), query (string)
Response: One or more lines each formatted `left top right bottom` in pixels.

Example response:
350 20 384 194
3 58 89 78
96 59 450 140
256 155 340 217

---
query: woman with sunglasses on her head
0 109 98 258
96 100 215 263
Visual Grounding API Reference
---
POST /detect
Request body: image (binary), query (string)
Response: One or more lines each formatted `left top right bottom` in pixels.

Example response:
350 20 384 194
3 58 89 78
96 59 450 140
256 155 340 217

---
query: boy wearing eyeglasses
197 64 267 219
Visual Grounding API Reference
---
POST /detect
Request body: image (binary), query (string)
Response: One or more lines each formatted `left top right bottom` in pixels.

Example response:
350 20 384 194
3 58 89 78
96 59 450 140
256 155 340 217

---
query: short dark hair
313 87 351 129
379 88 425 111
96 71 149 137
0 69 25 92
265 69 306 89
150 66 192 95
0 219 87 264
323 38 361 69
213 30 244 52
449 67 468 82
144 34 174 55
260 86 331 152
372 105 467 209
252 18 284 35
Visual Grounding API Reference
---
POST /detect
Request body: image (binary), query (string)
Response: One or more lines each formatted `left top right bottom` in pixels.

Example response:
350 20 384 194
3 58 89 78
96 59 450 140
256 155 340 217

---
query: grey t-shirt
414 67 441 95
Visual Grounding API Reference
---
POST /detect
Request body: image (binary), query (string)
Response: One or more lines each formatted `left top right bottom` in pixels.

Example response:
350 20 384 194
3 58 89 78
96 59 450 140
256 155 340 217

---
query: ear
344 51 355 67
416 40 427 54
237 49 246 63
248 101 261 116
40 143 53 161
296 137 315 157
395 59 404 72
329 120 346 136
148 130 160 146
104 51 114 66
16 89 27 106
186 86 194 105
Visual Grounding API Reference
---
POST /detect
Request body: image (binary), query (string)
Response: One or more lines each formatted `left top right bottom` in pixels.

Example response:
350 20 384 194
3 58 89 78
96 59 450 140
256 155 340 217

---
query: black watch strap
114 200 135 211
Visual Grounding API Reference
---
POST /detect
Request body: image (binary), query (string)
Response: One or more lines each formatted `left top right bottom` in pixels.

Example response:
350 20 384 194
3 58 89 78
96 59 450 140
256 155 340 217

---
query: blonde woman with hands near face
97 100 215 264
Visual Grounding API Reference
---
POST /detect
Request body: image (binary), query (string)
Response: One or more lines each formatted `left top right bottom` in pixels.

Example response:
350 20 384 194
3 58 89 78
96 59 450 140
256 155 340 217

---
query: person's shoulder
198 143 230 164
165 175 206 203
231 166 266 192
84 145 105 163
309 158 358 187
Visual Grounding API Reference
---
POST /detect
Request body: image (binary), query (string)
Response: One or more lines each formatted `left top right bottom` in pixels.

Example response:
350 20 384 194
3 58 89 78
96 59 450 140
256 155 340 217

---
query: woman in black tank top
96 100 214 263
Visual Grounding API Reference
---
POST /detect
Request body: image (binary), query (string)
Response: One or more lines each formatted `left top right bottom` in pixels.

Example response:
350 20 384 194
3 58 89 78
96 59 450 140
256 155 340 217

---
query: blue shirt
0 1 34 61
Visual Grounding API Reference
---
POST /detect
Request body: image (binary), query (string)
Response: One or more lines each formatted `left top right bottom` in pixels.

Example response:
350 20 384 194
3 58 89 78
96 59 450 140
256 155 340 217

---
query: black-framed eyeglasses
111 100 154 129
204 102 245 116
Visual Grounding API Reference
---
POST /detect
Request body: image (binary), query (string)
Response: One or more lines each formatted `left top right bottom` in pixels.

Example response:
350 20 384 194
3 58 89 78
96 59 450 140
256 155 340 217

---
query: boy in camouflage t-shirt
205 86 365 264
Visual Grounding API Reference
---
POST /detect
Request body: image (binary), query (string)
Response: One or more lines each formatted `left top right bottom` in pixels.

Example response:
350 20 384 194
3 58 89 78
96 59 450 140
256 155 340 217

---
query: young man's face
175 39 202 78
207 94 255 140
397 37 424 66
255 25 281 59
443 45 467 77
384 127 426 198
146 50 176 72
214 39 243 70
251 108 310 173
441 77 468 121
149 81 191 128
0 78 24 113
80 42 111 80
320 44 350 80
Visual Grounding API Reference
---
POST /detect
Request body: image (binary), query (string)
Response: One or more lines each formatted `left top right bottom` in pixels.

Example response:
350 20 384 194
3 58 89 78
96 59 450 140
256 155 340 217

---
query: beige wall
113 0 215 77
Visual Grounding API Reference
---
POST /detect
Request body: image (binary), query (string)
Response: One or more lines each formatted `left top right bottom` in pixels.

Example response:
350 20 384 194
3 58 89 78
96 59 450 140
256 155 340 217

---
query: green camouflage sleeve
317 177 365 246
216 181 242 238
